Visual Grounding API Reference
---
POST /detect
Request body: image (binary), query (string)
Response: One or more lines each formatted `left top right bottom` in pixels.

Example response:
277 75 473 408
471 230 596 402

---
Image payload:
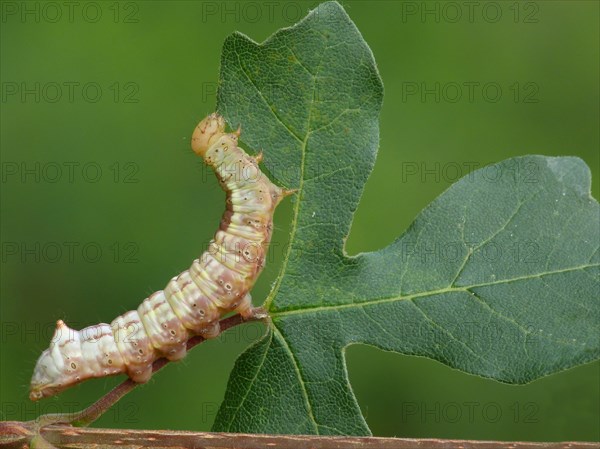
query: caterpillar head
30 320 82 401
191 113 227 157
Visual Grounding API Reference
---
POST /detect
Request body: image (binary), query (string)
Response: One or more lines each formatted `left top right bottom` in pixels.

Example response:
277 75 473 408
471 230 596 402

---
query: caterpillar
29 113 293 401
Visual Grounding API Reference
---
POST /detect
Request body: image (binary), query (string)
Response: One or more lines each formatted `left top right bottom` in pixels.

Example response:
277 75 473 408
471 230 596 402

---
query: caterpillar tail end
191 113 226 157
30 319 126 401
29 320 76 401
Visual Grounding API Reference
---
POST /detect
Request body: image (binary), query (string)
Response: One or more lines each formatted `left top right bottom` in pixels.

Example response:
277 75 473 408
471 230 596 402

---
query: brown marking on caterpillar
29 113 293 401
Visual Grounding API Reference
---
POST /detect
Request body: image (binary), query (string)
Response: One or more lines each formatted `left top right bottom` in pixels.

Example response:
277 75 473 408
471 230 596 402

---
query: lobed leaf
212 1 599 435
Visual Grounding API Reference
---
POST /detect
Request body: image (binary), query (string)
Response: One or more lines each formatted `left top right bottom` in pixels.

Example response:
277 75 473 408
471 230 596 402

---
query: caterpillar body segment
29 113 293 401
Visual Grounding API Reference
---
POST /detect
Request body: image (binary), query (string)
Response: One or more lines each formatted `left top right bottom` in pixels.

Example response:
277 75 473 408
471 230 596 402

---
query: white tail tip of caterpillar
191 113 226 156
30 320 79 401
30 319 125 401
29 348 58 401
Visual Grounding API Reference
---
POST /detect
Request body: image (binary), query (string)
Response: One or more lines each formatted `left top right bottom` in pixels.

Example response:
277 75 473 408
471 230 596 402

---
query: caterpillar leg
200 322 221 339
235 293 254 319
165 343 188 361
127 365 153 383
234 294 268 320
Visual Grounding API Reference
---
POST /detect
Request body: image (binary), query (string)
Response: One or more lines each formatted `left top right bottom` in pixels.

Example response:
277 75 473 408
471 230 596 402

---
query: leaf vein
234 51 303 143
272 325 321 434
450 186 544 287
409 300 494 368
222 330 273 431
271 263 599 317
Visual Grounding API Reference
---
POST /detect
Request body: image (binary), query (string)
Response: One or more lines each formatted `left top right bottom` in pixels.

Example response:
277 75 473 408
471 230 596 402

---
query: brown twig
0 424 598 449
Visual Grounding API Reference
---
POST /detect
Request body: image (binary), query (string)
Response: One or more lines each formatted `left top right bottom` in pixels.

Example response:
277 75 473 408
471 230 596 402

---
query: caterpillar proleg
29 113 293 401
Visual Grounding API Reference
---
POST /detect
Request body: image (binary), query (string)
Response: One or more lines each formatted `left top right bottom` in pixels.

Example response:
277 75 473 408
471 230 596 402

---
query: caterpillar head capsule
191 113 226 157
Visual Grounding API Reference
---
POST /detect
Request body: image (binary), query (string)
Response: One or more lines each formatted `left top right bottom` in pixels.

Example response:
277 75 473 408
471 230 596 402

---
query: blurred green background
1 0 598 442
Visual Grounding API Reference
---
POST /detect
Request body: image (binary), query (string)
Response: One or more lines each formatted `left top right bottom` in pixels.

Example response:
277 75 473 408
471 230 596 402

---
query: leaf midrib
270 263 599 318
263 38 327 311
272 326 321 434
221 329 273 431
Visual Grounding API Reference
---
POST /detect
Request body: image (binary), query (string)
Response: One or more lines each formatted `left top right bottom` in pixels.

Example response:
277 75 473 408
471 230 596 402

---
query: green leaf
212 1 600 435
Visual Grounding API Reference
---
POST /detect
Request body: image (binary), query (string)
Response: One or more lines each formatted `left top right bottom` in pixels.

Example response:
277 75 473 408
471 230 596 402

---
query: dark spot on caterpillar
170 330 176 336
138 349 144 355
70 362 77 369
108 359 113 365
